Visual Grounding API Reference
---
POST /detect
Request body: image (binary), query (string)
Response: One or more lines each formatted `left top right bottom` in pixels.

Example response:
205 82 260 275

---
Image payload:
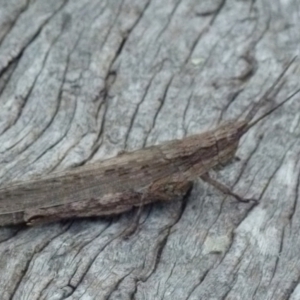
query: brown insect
0 58 299 227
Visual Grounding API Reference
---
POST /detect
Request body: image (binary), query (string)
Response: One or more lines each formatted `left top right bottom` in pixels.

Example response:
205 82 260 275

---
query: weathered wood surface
0 0 300 299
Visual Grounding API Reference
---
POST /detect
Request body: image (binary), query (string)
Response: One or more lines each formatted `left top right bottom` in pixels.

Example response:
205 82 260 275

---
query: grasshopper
0 58 299 227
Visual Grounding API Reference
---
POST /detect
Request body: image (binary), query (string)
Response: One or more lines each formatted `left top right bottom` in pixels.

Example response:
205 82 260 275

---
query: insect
0 57 299 227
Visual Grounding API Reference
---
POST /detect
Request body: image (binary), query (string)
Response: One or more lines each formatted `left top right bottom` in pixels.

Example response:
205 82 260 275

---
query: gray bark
0 0 300 299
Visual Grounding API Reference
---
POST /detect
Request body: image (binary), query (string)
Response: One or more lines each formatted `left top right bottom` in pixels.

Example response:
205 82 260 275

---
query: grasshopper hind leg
122 200 145 239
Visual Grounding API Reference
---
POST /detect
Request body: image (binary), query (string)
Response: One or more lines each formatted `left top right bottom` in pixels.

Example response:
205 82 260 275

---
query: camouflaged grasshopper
0 58 299 227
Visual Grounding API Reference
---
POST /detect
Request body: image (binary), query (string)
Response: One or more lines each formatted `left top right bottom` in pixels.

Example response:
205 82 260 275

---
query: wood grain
0 0 300 299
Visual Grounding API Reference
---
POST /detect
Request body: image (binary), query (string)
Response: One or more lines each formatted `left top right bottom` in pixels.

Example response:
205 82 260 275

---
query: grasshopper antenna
244 87 300 133
244 56 297 123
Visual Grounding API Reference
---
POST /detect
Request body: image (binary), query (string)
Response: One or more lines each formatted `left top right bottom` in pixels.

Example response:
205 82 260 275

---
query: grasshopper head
212 57 300 169
214 120 248 167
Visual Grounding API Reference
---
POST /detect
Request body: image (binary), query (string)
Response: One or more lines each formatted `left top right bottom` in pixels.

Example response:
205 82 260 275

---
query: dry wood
2 1 300 299
0 60 299 227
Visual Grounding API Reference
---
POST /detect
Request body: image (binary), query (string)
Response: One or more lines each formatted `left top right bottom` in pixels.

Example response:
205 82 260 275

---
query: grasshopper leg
200 173 258 203
122 203 144 239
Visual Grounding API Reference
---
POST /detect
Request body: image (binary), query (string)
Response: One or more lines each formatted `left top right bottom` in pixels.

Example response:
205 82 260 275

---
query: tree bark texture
0 0 300 299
